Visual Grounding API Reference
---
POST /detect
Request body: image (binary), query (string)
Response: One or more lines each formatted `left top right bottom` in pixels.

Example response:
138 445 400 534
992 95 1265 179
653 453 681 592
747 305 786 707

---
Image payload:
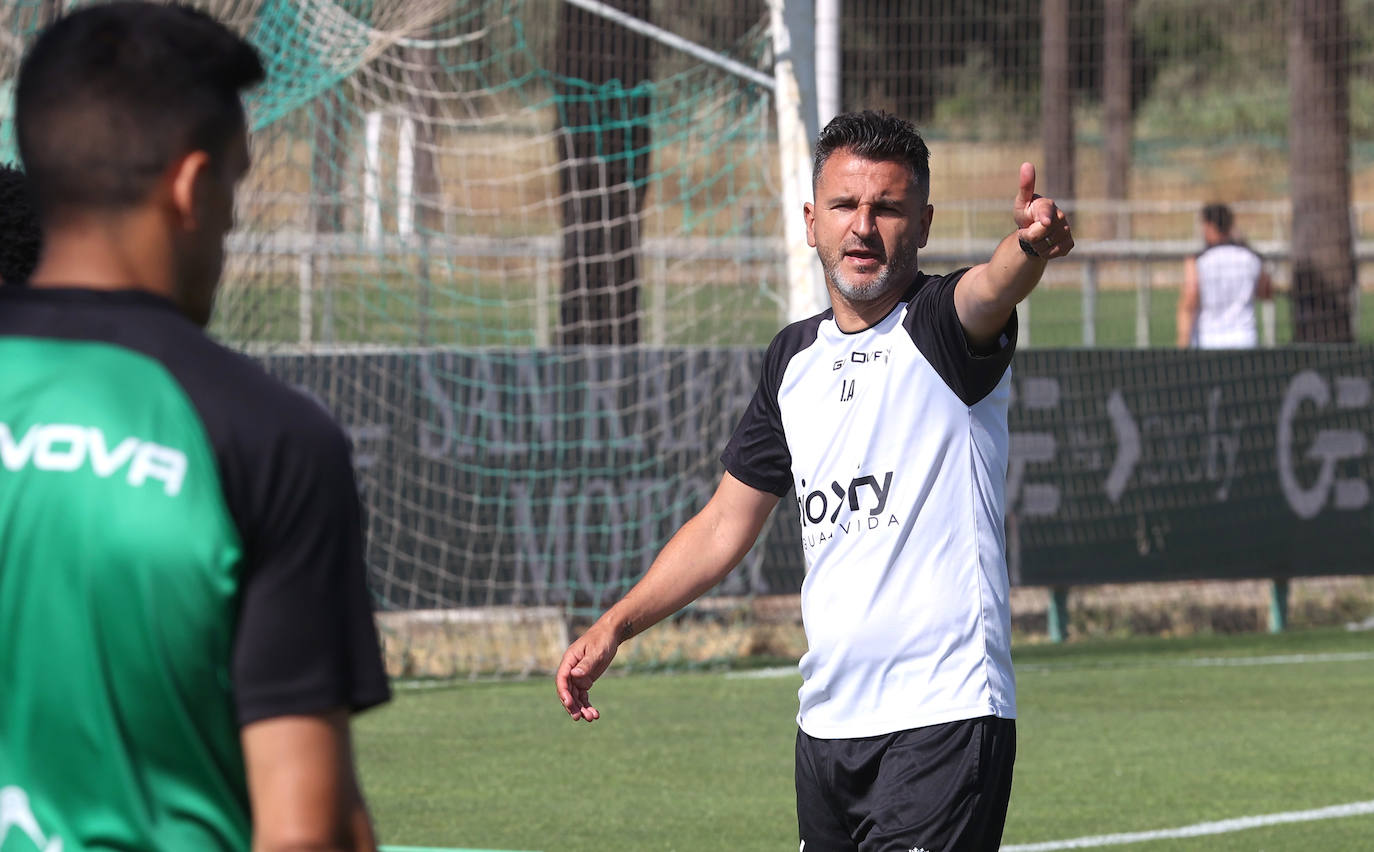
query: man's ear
167 150 212 230
804 201 817 248
917 203 934 249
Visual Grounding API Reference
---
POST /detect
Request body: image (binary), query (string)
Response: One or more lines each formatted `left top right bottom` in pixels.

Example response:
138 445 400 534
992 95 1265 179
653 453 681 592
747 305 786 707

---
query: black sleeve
231 399 391 726
0 297 394 725
720 328 801 497
904 268 1017 406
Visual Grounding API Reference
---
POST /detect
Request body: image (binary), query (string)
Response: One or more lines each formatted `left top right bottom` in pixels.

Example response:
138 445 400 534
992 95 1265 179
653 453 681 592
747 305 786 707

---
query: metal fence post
1048 586 1071 642
1082 260 1097 346
298 250 313 345
1269 578 1290 633
1135 261 1151 347
534 254 551 347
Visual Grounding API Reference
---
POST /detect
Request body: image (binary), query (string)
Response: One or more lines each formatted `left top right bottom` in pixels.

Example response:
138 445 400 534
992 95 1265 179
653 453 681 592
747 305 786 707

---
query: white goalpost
350 0 834 328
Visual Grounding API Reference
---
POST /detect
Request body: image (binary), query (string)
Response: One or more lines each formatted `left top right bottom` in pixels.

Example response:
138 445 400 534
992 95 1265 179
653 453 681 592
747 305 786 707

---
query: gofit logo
0 422 187 497
832 348 892 371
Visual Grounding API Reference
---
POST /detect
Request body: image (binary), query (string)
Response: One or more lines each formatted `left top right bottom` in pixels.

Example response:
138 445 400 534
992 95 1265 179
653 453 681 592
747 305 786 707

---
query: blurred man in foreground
0 4 390 849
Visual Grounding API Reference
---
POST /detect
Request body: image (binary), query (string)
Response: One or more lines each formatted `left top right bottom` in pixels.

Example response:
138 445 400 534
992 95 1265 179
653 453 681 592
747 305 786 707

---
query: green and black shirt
0 287 391 851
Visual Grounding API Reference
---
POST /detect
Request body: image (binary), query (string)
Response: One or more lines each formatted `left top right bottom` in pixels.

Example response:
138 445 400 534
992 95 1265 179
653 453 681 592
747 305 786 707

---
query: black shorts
795 715 1016 852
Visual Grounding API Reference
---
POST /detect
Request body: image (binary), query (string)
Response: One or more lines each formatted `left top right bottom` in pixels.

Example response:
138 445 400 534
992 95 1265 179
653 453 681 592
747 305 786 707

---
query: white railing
226 229 1374 347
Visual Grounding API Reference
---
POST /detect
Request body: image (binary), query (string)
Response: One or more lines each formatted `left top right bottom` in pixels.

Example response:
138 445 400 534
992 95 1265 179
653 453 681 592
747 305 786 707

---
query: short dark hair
0 163 40 284
15 1 264 222
812 111 931 199
1201 202 1234 234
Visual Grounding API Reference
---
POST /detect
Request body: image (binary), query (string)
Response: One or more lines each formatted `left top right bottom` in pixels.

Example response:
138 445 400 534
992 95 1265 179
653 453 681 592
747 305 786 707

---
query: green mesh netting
2 0 788 676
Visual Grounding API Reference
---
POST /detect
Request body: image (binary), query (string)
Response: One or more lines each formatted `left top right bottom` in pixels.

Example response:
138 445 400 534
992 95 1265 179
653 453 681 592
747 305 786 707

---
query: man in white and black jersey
1176 202 1273 349
555 110 1073 852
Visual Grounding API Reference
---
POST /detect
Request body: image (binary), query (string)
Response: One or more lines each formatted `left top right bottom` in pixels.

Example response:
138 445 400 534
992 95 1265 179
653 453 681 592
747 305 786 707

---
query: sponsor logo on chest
797 470 901 550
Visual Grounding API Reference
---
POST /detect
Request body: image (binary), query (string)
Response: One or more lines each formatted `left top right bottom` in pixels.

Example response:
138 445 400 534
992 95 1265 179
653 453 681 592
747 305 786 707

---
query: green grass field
1024 285 1374 348
215 269 1374 350
356 627 1374 852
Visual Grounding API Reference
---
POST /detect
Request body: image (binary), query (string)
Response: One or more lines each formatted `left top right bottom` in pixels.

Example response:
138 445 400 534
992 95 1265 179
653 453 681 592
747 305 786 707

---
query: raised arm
555 472 781 721
1176 255 1200 348
954 163 1073 348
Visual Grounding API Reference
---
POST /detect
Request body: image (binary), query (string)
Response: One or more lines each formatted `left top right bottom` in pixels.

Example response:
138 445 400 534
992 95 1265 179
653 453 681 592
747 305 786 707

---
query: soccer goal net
6 1 1371 677
1 0 800 678
222 0 792 676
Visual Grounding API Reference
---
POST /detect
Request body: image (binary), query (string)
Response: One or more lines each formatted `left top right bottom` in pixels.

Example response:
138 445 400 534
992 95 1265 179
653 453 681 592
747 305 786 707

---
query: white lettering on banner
414 352 759 461
416 352 565 459
1205 389 1242 499
1277 370 1371 519
346 425 390 472
1136 394 1237 492
1134 512 1171 557
1103 390 1139 503
0 423 186 497
582 355 633 452
1103 387 1240 505
291 384 390 476
1007 377 1061 516
416 353 457 459
0 786 63 852
509 475 767 605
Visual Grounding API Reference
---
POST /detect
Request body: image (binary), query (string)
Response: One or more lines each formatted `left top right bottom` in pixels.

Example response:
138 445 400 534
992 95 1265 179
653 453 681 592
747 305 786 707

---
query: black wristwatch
1018 236 1039 258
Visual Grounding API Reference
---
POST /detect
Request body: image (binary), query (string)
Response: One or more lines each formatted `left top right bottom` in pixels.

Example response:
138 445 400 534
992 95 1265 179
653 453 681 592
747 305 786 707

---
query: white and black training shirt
722 269 1018 739
1193 242 1264 349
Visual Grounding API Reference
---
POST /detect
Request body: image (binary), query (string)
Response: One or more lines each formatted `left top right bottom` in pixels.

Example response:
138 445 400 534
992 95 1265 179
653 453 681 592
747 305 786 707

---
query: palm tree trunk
1289 0 1354 342
1041 0 1075 199
1103 0 1132 238
554 0 653 346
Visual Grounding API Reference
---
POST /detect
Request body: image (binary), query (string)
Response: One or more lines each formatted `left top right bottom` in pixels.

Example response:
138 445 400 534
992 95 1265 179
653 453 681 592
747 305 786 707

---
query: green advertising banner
265 345 1374 608
1006 348 1374 585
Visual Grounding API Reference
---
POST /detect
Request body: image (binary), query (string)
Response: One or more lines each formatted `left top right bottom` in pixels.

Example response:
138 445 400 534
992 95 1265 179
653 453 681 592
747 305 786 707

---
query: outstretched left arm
955 163 1074 348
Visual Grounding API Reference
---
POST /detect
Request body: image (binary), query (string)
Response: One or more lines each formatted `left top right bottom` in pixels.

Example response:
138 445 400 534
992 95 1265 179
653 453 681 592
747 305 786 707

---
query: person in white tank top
1176 202 1273 348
